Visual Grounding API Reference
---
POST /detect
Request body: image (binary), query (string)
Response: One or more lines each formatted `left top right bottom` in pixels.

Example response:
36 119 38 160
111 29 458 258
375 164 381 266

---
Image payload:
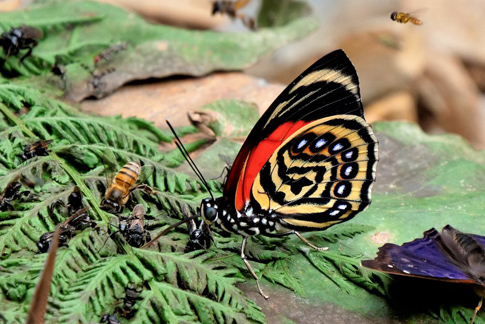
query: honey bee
21 139 53 161
212 0 257 30
100 162 155 214
390 11 423 25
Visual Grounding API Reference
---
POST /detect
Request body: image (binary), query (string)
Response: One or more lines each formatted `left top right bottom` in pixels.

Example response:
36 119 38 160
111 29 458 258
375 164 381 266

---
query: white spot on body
268 221 274 226
403 270 411 274
239 222 248 227
261 218 268 225
387 265 394 268
253 217 260 223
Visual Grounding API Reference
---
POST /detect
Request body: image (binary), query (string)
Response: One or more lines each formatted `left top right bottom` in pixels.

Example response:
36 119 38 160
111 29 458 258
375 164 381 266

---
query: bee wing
40 139 54 149
102 153 118 186
218 154 234 169
137 164 155 185
20 25 43 39
132 204 146 219
404 8 428 17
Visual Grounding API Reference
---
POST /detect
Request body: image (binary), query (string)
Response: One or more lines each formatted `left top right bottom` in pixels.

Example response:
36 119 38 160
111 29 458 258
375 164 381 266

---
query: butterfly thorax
201 197 283 237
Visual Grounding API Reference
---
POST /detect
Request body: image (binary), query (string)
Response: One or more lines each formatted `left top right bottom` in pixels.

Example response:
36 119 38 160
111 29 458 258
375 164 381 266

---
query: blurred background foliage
4 0 482 148
67 0 485 149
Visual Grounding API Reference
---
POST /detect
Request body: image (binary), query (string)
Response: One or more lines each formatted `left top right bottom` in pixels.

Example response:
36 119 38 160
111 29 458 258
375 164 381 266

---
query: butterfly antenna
166 120 214 200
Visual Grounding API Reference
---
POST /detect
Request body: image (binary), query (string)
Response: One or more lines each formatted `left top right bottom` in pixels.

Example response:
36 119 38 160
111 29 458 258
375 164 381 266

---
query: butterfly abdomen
211 198 279 236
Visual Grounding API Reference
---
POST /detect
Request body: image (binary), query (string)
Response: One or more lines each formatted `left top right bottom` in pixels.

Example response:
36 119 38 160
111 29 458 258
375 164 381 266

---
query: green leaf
0 0 317 101
0 80 262 322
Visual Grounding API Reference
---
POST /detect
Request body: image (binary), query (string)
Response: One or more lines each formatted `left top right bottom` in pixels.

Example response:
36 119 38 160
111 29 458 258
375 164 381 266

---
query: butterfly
362 225 485 324
167 49 379 298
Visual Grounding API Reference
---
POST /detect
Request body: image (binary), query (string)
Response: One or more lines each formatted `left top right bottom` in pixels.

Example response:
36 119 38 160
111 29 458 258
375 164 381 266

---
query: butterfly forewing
226 50 368 212
250 114 378 231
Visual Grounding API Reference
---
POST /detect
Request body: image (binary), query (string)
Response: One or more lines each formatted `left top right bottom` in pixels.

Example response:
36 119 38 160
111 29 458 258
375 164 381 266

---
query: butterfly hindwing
250 114 378 231
225 50 368 212
362 227 475 283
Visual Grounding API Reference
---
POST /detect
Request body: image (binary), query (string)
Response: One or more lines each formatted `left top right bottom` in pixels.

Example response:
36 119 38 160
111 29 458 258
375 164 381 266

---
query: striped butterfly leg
293 231 329 251
241 237 269 299
471 297 483 324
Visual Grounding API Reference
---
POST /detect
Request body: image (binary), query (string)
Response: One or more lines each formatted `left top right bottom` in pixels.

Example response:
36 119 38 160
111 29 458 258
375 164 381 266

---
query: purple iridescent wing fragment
362 227 474 282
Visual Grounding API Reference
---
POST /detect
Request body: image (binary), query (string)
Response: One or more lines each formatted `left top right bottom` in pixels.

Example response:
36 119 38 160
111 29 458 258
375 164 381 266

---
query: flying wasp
119 204 151 248
21 139 53 161
0 176 34 211
212 0 256 30
390 11 423 25
0 26 43 63
100 162 156 214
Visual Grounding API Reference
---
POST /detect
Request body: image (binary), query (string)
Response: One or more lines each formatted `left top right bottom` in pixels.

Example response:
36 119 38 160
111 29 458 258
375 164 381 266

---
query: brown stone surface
365 91 418 124
81 72 285 129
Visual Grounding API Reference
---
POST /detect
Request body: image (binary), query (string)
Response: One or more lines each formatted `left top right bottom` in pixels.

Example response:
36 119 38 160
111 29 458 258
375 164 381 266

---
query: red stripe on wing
228 120 310 211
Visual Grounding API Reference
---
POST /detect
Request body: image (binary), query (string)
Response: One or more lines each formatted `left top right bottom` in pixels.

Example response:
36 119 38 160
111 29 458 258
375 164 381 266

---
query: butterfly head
200 198 218 224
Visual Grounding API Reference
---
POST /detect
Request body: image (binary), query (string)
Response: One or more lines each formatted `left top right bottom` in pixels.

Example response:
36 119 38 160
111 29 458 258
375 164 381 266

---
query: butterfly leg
240 237 269 299
294 231 329 251
471 297 483 324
